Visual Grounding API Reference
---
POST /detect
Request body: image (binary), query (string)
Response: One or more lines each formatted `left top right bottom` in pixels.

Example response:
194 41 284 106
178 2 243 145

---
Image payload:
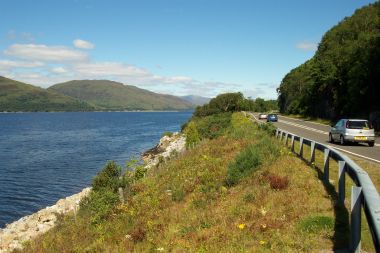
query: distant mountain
0 76 95 112
180 95 211 106
48 80 194 111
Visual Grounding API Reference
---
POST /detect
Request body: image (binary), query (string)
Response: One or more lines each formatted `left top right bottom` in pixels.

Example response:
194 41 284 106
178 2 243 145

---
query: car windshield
347 120 370 129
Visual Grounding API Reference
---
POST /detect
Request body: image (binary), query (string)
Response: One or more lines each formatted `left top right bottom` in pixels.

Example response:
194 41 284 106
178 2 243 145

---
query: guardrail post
299 137 304 158
310 141 315 163
276 129 279 138
284 133 289 145
350 186 362 253
338 161 346 204
279 131 283 141
291 135 295 151
323 149 330 183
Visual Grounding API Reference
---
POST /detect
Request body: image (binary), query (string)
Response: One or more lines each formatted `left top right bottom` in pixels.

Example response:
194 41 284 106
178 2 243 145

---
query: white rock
0 187 91 253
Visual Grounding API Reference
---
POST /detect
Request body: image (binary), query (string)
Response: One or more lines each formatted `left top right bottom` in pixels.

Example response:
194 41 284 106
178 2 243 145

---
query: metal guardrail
244 112 380 252
274 128 380 252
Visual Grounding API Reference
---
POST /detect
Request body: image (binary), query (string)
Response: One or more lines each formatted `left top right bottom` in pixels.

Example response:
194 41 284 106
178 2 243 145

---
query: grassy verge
286 139 376 252
19 113 348 252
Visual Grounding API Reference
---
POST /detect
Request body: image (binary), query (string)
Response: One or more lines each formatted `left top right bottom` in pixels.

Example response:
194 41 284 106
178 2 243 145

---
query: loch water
0 111 192 228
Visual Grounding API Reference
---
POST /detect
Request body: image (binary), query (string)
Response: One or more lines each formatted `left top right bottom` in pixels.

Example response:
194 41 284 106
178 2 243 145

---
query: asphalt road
252 113 380 164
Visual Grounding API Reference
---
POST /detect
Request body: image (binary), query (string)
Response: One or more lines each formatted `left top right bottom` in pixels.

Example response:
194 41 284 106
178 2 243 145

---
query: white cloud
0 60 44 69
74 62 150 77
296 41 318 51
51 67 67 74
73 39 95 49
4 44 88 62
166 76 193 83
242 84 278 100
1 41 263 97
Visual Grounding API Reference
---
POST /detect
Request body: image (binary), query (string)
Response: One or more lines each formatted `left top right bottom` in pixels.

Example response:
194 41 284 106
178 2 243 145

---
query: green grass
19 113 351 252
298 216 335 233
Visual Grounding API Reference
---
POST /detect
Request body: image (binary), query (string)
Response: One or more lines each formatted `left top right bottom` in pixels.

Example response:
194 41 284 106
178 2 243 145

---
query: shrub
225 134 281 187
265 173 289 190
256 136 281 161
80 190 119 225
133 165 147 181
195 112 232 139
161 131 173 138
194 92 245 117
243 192 256 203
130 226 146 242
92 161 122 192
225 144 262 186
171 186 186 202
258 122 277 136
184 121 200 148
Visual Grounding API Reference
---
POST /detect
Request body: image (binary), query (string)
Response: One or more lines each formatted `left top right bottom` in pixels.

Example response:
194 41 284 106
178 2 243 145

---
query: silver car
258 113 267 120
329 119 375 147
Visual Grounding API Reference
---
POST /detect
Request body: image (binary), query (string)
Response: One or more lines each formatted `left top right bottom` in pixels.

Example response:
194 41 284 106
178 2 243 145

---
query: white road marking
248 113 380 162
278 119 329 135
279 115 328 127
327 145 380 164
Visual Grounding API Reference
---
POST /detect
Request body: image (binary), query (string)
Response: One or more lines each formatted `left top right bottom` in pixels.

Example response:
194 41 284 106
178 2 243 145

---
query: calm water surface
0 111 192 228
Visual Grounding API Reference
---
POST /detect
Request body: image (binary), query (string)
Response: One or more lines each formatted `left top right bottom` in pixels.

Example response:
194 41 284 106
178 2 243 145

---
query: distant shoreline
0 110 194 114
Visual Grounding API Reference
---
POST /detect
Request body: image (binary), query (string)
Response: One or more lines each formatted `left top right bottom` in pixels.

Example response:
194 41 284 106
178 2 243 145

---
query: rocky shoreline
0 187 91 253
0 132 186 253
142 132 186 168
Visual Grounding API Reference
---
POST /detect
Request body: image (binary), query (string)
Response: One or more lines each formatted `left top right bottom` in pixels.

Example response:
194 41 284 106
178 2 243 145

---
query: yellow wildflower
238 223 246 230
260 206 267 216
259 240 266 245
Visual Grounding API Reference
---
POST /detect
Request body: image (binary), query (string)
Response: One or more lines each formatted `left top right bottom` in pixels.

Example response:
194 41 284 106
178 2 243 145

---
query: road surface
251 113 380 164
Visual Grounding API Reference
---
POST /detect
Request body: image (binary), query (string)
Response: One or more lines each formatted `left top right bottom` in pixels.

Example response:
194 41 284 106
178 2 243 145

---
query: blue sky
0 0 376 98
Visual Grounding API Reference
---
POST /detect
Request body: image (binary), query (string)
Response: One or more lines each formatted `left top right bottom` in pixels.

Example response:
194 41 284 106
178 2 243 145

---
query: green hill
0 76 95 112
277 2 380 119
48 80 194 111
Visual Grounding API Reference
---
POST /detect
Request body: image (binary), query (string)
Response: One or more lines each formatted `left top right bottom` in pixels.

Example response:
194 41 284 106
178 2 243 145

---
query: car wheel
340 135 345 145
369 142 375 147
329 133 334 143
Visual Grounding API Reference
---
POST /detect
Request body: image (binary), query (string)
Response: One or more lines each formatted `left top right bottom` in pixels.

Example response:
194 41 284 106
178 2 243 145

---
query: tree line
193 92 277 117
277 2 380 126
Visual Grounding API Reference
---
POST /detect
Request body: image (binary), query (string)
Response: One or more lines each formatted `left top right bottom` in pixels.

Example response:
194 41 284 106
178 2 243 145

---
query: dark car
267 114 278 122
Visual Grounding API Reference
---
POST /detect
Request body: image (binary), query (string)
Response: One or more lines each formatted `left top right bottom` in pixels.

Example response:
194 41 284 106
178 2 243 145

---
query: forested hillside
277 2 380 122
0 76 94 112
